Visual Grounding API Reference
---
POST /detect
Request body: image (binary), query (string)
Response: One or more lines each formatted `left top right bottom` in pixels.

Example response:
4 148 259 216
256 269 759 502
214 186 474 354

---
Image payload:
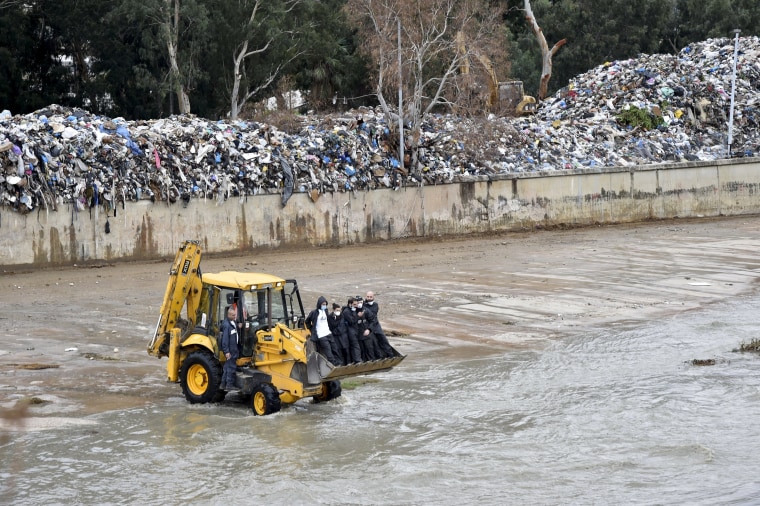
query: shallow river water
3 295 760 505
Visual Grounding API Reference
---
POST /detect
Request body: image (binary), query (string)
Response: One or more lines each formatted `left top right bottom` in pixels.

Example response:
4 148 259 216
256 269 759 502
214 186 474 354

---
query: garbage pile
518 35 760 171
1 36 758 214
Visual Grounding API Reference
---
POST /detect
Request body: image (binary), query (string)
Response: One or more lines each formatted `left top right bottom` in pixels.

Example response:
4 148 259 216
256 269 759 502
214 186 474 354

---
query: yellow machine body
148 241 405 415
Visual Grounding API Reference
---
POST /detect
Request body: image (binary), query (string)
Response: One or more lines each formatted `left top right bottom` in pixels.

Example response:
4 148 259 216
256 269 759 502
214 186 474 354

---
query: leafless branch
0 0 24 9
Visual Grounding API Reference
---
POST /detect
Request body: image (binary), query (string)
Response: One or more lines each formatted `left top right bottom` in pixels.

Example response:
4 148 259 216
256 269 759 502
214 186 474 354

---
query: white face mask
351 307 356 311
357 302 363 308
365 300 374 305
334 310 341 316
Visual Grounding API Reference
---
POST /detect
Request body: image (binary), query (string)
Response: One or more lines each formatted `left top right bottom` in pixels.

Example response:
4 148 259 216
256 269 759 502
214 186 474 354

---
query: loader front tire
313 380 342 403
180 350 222 404
251 383 281 416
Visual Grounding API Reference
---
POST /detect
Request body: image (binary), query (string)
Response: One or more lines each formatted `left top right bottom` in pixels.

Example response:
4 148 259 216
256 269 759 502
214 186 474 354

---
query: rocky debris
735 338 760 353
1 37 758 214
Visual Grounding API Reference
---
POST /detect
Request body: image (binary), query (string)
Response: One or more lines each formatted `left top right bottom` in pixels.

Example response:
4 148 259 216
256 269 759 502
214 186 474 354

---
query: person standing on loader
305 296 339 364
363 291 395 358
220 306 240 390
341 297 363 363
328 302 349 365
356 297 381 361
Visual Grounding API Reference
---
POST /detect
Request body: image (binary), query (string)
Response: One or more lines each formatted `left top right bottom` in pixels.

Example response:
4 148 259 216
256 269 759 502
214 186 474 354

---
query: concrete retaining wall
2 158 759 268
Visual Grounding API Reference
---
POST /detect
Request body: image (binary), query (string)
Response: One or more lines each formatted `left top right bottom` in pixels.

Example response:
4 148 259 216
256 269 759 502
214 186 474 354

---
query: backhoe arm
147 240 203 358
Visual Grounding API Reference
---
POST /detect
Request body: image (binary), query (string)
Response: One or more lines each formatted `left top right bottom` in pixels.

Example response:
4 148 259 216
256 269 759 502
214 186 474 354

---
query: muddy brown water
2 217 760 504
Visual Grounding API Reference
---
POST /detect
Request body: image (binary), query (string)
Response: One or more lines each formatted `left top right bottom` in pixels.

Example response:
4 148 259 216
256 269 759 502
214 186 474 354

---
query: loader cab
199 272 306 358
283 279 305 329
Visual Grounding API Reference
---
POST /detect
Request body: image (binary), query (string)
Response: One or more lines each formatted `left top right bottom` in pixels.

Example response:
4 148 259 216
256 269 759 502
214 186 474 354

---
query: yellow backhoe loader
147 240 405 415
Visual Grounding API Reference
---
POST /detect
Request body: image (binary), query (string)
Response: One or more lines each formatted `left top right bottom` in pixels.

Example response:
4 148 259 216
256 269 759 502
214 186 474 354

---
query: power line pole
727 29 740 157
398 18 404 174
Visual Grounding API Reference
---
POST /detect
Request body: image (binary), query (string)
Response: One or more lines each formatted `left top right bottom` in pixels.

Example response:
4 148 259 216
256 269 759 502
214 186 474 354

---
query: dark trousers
333 331 351 366
373 326 395 358
359 332 381 361
317 333 339 365
346 330 362 363
222 355 238 387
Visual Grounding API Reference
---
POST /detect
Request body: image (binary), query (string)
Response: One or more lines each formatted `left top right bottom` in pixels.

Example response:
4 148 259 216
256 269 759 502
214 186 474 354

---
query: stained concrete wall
2 158 759 268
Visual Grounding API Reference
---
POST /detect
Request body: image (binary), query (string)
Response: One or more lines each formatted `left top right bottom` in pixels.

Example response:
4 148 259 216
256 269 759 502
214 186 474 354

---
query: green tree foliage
0 6 40 112
665 0 760 51
116 0 212 115
288 0 371 110
37 0 113 108
0 2 81 112
1 0 758 118
92 10 162 118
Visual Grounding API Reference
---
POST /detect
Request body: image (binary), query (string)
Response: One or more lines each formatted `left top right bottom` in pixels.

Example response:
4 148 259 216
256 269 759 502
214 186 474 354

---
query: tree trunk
167 39 191 114
177 86 191 114
230 40 249 120
166 0 191 114
523 0 566 101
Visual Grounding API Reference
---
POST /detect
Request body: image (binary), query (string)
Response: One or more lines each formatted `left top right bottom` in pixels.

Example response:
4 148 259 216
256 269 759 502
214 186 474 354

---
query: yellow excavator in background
456 31 537 116
147 240 405 415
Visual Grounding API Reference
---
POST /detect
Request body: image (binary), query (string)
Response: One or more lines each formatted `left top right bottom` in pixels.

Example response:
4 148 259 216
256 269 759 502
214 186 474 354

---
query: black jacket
341 306 359 337
362 301 382 332
363 300 379 318
220 317 239 358
328 311 343 337
356 308 373 338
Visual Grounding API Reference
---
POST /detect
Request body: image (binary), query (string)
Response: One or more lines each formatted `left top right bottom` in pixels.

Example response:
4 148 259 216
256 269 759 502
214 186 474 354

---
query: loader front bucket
320 345 406 381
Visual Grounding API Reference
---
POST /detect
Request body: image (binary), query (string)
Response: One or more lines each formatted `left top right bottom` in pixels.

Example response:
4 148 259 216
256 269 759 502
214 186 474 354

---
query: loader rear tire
313 380 342 403
251 383 281 416
180 350 222 404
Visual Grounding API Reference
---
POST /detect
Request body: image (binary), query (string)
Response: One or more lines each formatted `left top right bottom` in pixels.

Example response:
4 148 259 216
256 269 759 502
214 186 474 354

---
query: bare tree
228 0 303 119
162 0 191 114
121 0 209 115
130 0 208 115
522 0 566 101
345 0 504 174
